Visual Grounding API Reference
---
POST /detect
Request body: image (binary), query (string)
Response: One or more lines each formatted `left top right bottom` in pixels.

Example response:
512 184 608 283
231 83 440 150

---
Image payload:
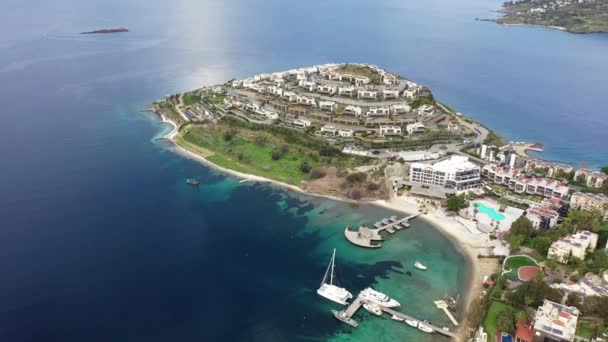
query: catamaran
317 249 353 305
414 261 427 270
359 287 400 307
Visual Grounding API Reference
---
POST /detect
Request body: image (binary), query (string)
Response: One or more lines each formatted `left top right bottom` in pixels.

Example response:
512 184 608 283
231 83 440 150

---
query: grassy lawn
503 255 539 281
182 92 202 106
482 300 512 342
178 124 323 185
335 64 381 84
577 318 601 340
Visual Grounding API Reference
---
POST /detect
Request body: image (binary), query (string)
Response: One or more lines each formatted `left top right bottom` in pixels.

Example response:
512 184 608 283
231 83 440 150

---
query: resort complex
153 63 608 342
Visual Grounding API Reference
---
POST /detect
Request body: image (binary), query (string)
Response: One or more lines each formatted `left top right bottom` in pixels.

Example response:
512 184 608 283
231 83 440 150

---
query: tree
566 293 582 308
367 183 380 191
582 296 608 320
562 210 600 233
223 129 236 141
528 236 553 256
601 166 608 175
279 144 290 154
309 169 326 179
466 297 486 328
254 135 267 147
496 309 516 333
447 195 467 212
510 216 535 240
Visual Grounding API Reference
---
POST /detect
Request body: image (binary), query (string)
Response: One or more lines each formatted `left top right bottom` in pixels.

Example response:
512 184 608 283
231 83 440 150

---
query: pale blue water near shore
0 0 607 340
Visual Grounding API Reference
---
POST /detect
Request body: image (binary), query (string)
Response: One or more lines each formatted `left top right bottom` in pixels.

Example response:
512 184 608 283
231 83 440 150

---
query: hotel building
409 156 481 191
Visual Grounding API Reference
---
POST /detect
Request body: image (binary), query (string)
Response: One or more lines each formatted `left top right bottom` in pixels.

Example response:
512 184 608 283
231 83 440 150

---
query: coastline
157 115 497 340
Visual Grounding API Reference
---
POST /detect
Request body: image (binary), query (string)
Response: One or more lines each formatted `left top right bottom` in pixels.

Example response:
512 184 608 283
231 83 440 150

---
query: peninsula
153 63 608 341
80 28 129 34
488 0 608 33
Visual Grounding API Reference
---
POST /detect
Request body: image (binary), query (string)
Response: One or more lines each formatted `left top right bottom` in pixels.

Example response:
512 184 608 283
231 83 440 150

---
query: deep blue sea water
0 0 607 340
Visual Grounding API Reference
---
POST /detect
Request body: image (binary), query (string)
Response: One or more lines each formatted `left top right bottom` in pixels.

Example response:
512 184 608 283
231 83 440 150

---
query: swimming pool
475 203 505 221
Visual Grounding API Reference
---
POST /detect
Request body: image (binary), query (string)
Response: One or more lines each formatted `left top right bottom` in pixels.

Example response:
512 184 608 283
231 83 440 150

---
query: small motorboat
414 261 427 270
391 314 404 322
186 179 200 186
418 323 434 333
363 303 382 316
405 319 418 328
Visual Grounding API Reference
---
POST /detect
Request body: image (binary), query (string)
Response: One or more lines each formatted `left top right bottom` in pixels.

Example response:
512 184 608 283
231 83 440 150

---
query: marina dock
344 214 419 248
333 295 456 339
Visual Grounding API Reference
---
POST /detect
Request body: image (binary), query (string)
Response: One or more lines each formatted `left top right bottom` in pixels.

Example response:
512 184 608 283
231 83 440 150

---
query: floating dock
344 214 419 248
332 295 456 339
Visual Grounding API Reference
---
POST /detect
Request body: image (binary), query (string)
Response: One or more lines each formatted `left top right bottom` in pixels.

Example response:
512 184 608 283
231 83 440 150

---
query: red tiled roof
515 321 534 342
559 311 570 319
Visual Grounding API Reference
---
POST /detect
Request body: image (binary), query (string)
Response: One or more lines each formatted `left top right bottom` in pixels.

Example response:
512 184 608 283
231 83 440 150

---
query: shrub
367 183 380 191
254 135 267 147
346 172 366 183
223 130 236 141
300 162 312 174
309 168 326 179
349 189 362 200
279 144 290 154
271 150 282 160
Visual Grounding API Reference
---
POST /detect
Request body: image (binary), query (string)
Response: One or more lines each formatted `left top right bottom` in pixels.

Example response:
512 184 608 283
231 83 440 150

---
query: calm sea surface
0 0 606 340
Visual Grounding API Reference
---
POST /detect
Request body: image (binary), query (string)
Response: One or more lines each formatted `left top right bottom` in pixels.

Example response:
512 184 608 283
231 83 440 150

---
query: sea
0 0 606 341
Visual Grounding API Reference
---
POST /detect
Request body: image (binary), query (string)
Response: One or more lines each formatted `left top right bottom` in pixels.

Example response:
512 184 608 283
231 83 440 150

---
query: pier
434 300 459 326
344 214 419 248
333 295 456 339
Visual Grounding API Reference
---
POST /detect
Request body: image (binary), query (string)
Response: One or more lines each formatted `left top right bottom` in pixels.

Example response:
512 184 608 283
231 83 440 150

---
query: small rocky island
80 28 129 34
487 0 608 33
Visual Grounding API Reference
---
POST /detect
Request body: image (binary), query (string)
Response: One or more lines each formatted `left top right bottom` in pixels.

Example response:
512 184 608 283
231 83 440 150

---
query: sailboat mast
320 250 332 287
330 248 336 285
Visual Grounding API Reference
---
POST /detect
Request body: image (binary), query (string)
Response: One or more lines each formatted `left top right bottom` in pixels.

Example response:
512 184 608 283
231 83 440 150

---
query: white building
343 105 362 116
317 84 337 95
403 87 421 100
338 129 354 137
357 90 377 100
382 89 400 99
571 192 608 221
409 156 481 191
320 125 337 135
298 80 317 92
293 119 311 128
391 103 411 114
527 202 560 229
338 86 356 97
482 164 570 199
552 272 608 299
283 91 297 102
406 123 425 134
575 169 607 188
366 106 390 117
379 125 401 137
268 85 283 96
533 300 579 342
319 100 338 112
416 104 435 118
548 230 598 263
296 95 316 106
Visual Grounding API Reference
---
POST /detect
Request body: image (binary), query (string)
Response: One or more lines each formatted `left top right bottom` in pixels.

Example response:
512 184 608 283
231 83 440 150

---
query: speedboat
359 287 400 307
418 323 434 333
405 319 418 328
414 261 427 270
317 249 353 305
391 315 404 322
363 303 382 316
186 178 200 186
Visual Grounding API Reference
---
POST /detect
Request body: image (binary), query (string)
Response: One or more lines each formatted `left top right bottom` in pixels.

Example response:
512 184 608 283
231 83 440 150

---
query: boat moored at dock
317 249 353 305
359 287 400 307
418 323 434 333
362 303 383 316
391 314 404 322
405 319 419 328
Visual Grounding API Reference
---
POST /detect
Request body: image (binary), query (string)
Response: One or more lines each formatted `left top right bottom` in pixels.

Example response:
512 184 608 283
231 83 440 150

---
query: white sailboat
317 249 353 305
418 323 434 333
405 319 418 328
359 287 400 307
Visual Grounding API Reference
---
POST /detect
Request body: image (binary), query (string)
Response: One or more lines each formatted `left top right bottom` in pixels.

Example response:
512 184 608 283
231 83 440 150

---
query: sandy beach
158 115 499 341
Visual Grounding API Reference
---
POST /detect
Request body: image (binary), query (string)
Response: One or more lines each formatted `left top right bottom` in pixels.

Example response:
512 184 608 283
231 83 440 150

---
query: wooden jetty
332 295 456 339
344 214 420 248
434 300 459 326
